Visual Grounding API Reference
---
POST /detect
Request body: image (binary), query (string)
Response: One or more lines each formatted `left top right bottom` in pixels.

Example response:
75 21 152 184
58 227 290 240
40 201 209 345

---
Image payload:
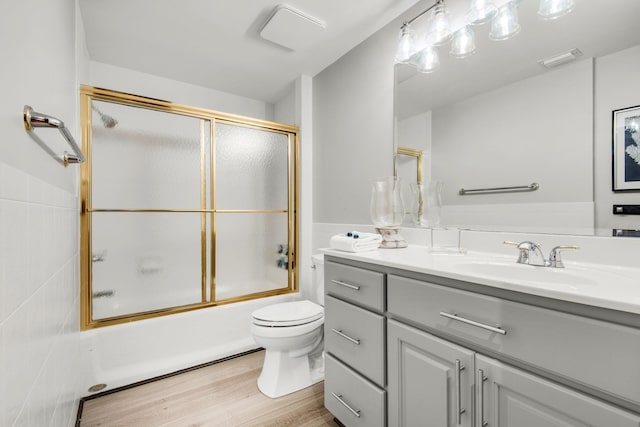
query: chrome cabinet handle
331 328 361 345
331 392 361 418
478 369 488 427
455 359 466 425
330 279 361 291
439 312 507 335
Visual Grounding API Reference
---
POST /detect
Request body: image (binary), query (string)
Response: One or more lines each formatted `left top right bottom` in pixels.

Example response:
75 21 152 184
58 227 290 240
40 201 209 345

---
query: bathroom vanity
322 246 640 427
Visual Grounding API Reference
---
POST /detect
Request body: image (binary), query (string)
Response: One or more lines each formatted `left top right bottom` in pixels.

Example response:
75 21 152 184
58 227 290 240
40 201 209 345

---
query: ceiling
79 0 420 104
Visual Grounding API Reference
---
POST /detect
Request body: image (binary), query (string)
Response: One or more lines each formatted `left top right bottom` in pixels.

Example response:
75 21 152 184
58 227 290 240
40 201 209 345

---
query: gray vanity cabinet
388 319 640 427
324 260 386 427
476 355 640 427
387 320 474 427
323 255 640 427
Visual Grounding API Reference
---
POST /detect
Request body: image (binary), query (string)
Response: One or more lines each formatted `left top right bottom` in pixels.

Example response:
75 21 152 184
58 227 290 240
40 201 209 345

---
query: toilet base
257 348 324 399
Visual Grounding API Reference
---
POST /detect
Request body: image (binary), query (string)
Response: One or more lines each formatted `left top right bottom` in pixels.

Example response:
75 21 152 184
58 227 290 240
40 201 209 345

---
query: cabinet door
476 355 640 427
388 320 475 427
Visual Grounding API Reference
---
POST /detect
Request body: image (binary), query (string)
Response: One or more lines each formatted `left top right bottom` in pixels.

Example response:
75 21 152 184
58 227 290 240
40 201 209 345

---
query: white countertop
322 245 640 315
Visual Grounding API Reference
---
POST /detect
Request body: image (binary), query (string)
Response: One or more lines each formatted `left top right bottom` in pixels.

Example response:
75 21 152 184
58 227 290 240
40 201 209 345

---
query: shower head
91 105 118 128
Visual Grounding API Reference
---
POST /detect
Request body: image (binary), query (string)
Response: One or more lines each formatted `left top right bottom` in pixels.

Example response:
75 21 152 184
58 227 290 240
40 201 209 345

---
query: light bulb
450 26 476 58
416 45 440 73
468 0 497 25
489 1 521 41
395 22 417 64
426 1 452 46
538 0 575 20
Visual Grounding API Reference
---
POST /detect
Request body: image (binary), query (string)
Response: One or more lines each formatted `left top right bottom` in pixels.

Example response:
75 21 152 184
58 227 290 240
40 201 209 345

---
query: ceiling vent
259 5 326 51
539 48 583 68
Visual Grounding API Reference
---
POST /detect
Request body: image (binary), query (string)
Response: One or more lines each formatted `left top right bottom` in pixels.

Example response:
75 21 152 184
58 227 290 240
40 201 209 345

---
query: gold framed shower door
79 85 299 330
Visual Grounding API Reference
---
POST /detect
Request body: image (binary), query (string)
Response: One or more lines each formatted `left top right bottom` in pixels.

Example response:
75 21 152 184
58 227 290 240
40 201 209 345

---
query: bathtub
81 292 299 394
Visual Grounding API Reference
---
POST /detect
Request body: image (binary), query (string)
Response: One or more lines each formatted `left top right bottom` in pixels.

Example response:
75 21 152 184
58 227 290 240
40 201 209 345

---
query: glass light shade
489 1 521 41
538 0 575 20
395 23 417 64
425 2 453 46
370 177 404 228
416 45 440 73
467 0 498 25
450 26 476 58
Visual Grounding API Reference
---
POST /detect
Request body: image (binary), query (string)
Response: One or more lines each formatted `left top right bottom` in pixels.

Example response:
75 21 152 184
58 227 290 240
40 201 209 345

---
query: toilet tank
311 254 325 305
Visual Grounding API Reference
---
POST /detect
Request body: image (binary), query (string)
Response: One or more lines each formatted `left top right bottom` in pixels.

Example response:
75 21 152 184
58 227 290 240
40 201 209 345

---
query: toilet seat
252 300 324 327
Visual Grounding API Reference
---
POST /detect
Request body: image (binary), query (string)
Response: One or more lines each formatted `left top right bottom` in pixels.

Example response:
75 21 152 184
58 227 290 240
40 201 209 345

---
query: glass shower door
90 101 208 320
213 122 293 301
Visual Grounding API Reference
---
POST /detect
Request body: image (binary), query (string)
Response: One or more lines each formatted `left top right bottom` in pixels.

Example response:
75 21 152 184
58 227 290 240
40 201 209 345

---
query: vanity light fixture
396 0 575 73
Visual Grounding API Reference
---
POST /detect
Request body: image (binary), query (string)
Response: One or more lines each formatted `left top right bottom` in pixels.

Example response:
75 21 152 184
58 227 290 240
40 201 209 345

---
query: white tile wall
0 160 83 427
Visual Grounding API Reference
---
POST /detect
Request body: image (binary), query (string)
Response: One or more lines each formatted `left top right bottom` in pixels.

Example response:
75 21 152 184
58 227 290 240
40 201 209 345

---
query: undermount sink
450 260 602 287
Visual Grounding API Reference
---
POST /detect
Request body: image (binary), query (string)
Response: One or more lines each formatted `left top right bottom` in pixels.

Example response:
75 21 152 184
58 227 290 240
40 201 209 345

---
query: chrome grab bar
331 328 361 345
331 392 361 418
440 312 507 335
455 359 466 425
459 182 539 195
330 279 360 291
23 105 86 167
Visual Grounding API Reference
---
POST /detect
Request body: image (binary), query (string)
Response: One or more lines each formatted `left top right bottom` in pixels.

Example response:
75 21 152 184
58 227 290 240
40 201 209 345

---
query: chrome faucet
503 241 578 268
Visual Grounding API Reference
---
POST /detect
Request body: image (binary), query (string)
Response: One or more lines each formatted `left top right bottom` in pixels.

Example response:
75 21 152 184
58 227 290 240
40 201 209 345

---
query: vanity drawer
325 260 385 312
325 295 385 386
325 353 385 427
388 274 640 406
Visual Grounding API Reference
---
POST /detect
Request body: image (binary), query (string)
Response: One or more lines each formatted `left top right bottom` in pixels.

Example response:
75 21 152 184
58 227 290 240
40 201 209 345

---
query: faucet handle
548 245 579 268
504 240 538 264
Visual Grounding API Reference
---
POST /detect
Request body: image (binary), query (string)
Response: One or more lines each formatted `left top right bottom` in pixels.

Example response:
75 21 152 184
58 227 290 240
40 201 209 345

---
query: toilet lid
252 300 324 327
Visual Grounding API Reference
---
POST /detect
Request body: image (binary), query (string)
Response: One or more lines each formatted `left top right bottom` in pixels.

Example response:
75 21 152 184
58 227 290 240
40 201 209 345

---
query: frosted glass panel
91 212 203 319
215 122 289 210
91 101 204 210
215 213 289 300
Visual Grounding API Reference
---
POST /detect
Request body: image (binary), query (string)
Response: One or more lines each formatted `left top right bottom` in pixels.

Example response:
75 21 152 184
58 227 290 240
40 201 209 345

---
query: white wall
594 44 640 232
1 1 88 425
312 14 399 225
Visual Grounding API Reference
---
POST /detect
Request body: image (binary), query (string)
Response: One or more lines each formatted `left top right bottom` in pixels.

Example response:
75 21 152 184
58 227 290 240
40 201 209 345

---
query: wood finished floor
78 350 336 427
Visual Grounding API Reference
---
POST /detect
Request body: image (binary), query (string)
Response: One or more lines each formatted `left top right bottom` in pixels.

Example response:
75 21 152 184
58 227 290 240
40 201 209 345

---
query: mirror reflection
394 0 640 236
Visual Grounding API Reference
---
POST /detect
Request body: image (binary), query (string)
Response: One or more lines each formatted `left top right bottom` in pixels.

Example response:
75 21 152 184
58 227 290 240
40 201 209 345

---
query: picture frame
612 105 640 191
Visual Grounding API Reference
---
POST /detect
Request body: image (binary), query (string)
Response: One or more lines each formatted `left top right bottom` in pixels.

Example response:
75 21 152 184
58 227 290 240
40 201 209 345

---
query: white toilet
251 254 325 398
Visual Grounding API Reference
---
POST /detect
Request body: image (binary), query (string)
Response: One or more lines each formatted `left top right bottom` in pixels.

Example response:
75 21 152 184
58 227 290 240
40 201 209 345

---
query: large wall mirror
394 0 640 236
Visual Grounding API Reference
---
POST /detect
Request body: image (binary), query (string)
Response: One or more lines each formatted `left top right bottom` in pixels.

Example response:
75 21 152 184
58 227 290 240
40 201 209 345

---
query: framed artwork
612 105 640 191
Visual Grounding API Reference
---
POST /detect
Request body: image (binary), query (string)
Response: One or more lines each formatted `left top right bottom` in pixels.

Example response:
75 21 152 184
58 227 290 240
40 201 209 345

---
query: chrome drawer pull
332 392 361 418
439 312 507 335
455 359 466 425
331 279 361 291
478 369 488 427
331 328 361 345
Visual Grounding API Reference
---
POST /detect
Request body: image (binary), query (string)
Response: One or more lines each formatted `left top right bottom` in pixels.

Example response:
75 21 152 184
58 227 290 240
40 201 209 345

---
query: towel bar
459 182 539 195
23 105 86 167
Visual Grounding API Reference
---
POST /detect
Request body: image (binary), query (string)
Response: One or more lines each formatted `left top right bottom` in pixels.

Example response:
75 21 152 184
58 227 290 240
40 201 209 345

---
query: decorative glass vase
410 181 442 228
370 177 407 248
